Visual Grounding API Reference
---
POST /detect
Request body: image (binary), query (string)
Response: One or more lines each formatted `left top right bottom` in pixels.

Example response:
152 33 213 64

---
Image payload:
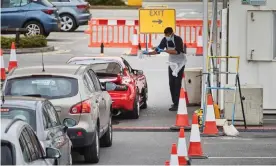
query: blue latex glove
156 47 165 53
142 50 149 54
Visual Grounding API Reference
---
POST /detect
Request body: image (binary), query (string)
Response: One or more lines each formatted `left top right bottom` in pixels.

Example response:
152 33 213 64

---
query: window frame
84 72 96 93
44 102 61 128
88 69 102 91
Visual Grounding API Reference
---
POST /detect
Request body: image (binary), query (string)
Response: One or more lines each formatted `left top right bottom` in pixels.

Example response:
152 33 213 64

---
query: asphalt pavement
2 2 276 165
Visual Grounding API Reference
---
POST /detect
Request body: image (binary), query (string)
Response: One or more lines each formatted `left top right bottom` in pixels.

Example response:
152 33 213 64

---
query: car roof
8 65 87 78
67 56 126 67
0 96 45 110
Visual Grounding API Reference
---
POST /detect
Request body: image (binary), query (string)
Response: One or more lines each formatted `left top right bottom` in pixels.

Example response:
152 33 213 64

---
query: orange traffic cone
177 128 190 165
0 49 6 81
165 160 170 166
171 87 191 130
202 93 220 136
196 28 203 56
8 42 18 72
128 29 139 56
188 113 208 159
182 73 190 105
169 143 179 165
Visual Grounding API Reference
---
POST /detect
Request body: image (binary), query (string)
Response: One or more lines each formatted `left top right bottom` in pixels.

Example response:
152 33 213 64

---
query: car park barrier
8 42 18 72
85 18 220 55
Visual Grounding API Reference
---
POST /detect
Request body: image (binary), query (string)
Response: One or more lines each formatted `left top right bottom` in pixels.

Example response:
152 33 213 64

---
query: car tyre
84 127 100 163
129 92 140 119
23 21 46 37
140 83 148 109
60 14 77 32
100 116 113 147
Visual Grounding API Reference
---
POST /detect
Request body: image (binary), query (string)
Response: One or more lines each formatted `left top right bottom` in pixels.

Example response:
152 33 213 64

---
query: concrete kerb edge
2 46 55 54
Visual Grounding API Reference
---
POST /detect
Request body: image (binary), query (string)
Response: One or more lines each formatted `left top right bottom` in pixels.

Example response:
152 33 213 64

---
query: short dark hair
164 27 173 35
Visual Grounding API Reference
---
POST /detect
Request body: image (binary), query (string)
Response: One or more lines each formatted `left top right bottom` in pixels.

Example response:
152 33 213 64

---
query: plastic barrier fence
85 18 220 49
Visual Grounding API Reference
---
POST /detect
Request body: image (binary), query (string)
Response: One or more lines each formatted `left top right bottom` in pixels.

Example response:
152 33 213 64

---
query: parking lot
2 1 276 165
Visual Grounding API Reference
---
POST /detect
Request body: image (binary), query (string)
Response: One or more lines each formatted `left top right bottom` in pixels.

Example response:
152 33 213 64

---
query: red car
67 56 148 119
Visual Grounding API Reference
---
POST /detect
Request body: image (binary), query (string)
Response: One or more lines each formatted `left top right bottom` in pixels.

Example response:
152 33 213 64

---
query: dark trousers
168 65 185 106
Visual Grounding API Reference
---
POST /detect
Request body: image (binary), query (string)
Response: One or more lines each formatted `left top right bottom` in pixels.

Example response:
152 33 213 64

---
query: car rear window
4 76 78 100
69 60 122 74
1 107 36 131
33 0 54 7
1 141 15 165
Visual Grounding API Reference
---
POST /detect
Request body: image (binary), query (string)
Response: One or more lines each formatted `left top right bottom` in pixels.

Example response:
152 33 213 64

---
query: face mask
166 36 171 41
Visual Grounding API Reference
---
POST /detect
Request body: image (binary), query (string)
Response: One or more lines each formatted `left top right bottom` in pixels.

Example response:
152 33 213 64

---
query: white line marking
209 157 276 159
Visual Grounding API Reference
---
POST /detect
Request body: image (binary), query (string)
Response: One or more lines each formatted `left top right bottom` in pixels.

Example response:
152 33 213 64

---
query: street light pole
201 0 208 109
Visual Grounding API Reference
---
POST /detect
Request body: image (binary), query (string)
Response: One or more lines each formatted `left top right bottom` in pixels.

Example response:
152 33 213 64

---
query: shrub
1 35 47 49
87 0 125 6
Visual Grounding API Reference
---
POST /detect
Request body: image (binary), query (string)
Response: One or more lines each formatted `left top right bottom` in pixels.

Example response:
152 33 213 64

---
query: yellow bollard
214 104 221 119
127 0 142 7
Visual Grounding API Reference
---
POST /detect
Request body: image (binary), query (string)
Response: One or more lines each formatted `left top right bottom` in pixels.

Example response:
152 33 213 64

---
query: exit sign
242 0 266 6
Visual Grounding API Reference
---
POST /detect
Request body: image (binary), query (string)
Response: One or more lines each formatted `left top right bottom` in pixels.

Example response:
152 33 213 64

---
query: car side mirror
104 82 117 91
134 69 143 75
45 147 61 159
63 118 77 128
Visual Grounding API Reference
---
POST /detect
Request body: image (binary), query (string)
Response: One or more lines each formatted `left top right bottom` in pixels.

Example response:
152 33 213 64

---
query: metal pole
201 0 208 109
213 0 218 104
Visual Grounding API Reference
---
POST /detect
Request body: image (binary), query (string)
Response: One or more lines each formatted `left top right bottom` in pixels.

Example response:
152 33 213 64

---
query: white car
1 118 61 165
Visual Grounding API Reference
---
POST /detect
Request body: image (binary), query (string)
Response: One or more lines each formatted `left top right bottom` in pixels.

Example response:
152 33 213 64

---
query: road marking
209 157 276 159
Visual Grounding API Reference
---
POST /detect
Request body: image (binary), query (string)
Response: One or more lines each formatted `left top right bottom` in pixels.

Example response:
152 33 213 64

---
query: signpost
139 8 176 34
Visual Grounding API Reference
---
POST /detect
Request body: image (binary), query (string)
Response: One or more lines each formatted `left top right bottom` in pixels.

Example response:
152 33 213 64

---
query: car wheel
130 92 140 119
140 83 148 109
84 127 100 163
72 25 79 31
23 21 45 36
60 14 77 32
100 116 113 147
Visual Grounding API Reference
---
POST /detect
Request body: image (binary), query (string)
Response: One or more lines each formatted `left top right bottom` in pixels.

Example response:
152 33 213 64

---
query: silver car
3 64 113 163
50 0 91 32
0 96 75 165
1 118 61 165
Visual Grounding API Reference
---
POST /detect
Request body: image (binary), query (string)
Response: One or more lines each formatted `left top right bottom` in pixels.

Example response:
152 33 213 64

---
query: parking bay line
208 157 276 159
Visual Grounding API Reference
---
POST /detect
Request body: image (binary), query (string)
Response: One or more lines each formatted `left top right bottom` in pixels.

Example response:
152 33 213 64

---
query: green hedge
1 35 47 49
87 0 125 6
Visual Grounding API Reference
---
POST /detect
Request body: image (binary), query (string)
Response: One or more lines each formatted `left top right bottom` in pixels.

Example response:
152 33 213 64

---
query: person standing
143 27 187 111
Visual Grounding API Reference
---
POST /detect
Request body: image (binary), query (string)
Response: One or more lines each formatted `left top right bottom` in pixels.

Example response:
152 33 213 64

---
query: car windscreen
1 107 36 131
4 76 78 100
69 60 122 74
1 141 15 165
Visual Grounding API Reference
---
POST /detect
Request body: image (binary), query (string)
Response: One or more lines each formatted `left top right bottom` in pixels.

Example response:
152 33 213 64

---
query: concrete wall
228 0 276 113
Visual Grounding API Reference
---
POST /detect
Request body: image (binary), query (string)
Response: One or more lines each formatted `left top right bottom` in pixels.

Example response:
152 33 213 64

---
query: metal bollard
100 43 104 56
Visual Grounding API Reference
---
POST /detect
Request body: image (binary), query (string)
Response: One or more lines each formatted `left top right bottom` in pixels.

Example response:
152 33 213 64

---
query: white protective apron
166 38 187 77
